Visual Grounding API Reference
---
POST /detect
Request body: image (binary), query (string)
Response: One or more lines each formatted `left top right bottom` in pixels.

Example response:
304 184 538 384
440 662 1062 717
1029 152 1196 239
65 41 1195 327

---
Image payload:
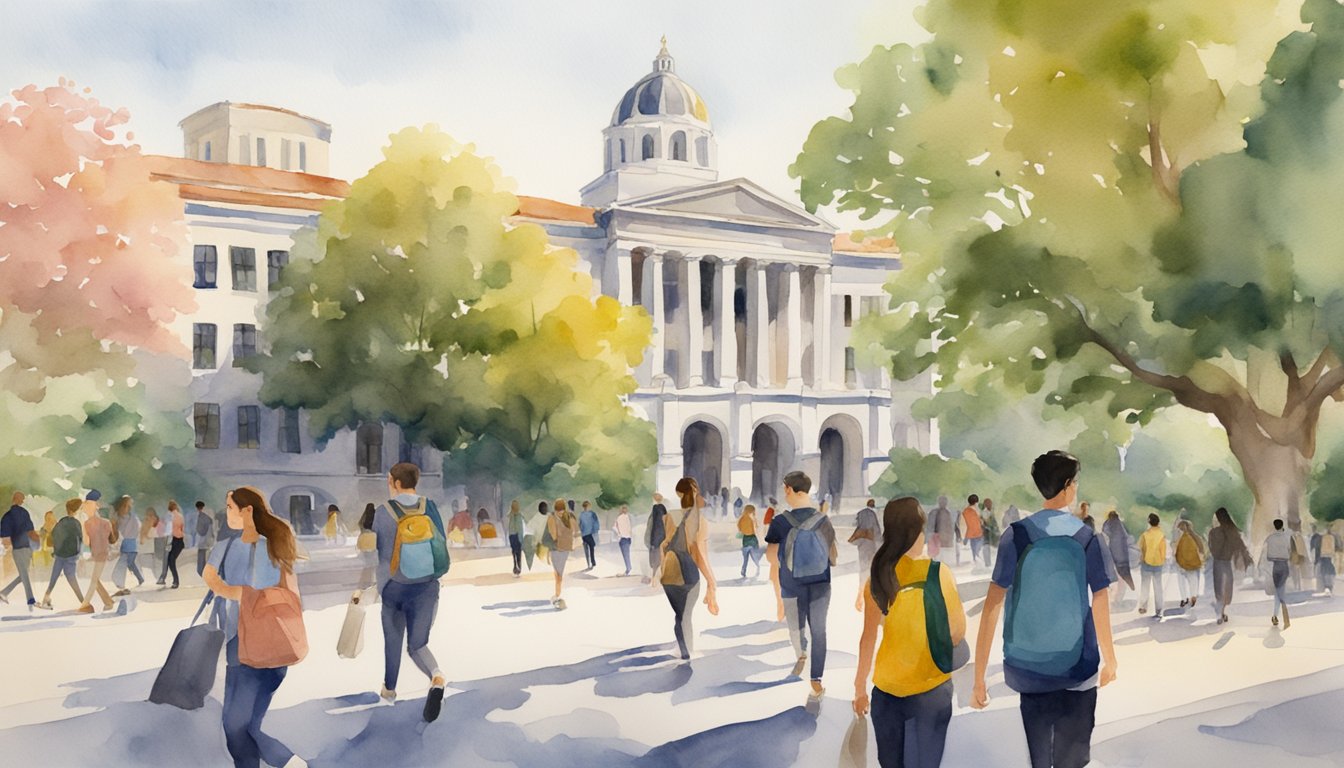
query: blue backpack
1003 517 1095 682
783 510 830 584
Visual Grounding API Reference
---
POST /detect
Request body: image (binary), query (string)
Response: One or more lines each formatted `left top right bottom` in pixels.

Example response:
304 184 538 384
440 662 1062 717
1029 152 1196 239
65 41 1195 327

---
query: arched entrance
818 414 865 510
819 428 845 504
751 421 797 504
682 420 726 497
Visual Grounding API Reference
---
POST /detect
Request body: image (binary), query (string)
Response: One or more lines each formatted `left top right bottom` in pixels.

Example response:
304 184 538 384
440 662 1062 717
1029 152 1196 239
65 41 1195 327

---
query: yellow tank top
873 557 958 698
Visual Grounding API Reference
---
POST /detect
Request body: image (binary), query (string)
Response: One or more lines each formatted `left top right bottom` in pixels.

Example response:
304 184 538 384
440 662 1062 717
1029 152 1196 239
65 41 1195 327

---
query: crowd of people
2 452 1341 768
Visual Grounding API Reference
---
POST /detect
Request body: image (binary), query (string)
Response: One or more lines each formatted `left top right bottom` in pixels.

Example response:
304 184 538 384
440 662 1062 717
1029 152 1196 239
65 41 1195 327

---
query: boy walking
39 499 86 610
579 501 599 570
765 470 838 699
1138 513 1167 618
77 491 115 612
961 494 985 567
0 492 40 607
972 450 1117 768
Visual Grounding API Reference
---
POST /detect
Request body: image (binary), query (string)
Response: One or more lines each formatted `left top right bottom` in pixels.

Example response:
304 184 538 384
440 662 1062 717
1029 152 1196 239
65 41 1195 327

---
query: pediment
617 179 832 230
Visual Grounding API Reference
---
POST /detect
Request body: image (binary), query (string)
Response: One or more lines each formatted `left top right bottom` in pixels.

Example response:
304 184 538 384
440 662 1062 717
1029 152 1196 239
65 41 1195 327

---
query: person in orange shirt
161 501 186 589
961 494 985 568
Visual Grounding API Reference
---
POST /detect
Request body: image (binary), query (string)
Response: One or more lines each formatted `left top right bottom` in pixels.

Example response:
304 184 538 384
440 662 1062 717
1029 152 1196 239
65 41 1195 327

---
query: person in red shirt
762 497 778 526
961 494 985 568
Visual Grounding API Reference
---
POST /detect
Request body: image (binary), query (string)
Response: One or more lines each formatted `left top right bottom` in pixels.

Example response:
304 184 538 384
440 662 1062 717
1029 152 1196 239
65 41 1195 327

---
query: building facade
149 46 933 522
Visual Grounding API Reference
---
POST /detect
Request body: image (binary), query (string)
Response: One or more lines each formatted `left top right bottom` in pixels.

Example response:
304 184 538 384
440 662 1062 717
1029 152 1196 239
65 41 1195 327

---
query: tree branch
1304 364 1344 412
1281 351 1303 416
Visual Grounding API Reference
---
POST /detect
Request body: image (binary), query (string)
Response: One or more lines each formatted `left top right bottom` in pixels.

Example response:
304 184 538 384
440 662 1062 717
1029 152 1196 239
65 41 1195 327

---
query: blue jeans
222 639 292 768
618 538 632 573
45 555 83 603
1020 687 1097 768
783 581 831 681
0 546 35 603
1271 559 1290 614
582 534 597 568
968 537 984 564
508 534 523 572
112 550 144 588
380 579 441 690
871 681 953 768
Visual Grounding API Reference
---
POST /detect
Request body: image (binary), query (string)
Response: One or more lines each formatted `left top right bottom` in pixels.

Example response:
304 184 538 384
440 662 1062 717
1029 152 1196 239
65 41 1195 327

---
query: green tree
794 0 1343 541
249 127 655 507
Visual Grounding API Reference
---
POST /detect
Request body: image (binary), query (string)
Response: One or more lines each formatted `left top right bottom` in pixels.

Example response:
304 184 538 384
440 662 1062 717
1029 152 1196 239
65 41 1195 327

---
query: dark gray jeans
871 681 953 768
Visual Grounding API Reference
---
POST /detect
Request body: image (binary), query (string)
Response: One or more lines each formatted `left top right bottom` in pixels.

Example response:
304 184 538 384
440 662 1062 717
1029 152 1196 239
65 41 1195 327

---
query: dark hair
359 503 376 532
195 500 205 510
230 487 297 569
1214 507 1238 530
1084 515 1097 532
538 500 549 515
866 498 876 507
1031 450 1080 499
328 504 340 513
1274 518 1284 531
1147 513 1160 527
64 498 81 514
783 470 811 494
675 477 700 510
869 497 927 613
967 494 979 505
389 462 420 490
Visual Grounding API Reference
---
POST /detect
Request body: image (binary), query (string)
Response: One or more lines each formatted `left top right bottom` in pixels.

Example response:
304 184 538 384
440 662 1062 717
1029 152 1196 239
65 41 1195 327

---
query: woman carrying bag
854 497 967 768
202 487 307 768
660 477 720 660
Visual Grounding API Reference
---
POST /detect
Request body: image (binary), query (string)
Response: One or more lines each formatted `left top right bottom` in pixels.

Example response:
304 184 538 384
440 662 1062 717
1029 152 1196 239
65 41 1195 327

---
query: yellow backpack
1175 532 1203 570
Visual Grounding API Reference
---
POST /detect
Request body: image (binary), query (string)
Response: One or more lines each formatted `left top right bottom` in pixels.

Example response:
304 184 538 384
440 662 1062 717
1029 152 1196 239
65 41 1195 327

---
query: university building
144 44 934 528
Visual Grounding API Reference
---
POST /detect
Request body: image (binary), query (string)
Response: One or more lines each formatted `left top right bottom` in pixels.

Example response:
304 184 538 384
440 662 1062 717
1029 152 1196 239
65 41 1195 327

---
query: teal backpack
1003 517 1094 680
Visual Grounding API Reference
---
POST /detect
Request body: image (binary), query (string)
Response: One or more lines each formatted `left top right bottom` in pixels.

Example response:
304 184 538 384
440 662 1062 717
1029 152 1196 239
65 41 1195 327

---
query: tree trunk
1223 414 1313 548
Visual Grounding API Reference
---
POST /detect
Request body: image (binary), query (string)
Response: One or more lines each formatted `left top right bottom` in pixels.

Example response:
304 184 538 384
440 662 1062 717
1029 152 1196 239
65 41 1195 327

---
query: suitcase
337 596 365 659
149 591 223 710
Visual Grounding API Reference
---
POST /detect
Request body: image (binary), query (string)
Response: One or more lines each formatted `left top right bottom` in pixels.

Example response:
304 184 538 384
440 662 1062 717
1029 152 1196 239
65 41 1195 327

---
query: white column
685 255 703 387
750 261 770 387
715 258 738 386
814 266 831 389
616 248 633 306
784 264 803 387
647 253 666 382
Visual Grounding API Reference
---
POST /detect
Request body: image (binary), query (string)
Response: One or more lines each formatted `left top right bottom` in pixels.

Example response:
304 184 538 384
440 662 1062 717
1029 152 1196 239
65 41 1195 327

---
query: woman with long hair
855 498 965 768
1102 510 1135 608
547 497 578 609
202 487 304 768
1207 507 1252 625
1175 519 1207 610
161 501 186 589
660 478 720 660
352 503 378 602
738 503 763 580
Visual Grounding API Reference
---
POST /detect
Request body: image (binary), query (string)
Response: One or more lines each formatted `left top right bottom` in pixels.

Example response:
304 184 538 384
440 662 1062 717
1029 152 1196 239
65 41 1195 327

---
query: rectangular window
203 141 212 162
299 142 307 172
256 137 267 167
193 245 218 288
194 403 220 449
239 136 251 166
192 323 217 369
845 346 857 387
398 433 421 466
278 408 301 454
237 406 260 449
267 250 289 290
843 295 853 328
230 246 257 291
281 138 292 170
233 323 257 364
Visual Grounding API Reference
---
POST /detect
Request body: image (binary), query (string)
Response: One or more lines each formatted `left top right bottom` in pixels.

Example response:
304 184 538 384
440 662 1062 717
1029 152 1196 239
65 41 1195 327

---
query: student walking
372 463 450 721
1102 511 1135 606
961 494 985 568
658 478 720 660
854 497 966 768
35 509 56 570
1265 519 1293 628
159 501 186 589
614 504 633 576
111 496 144 595
579 501 600 570
1207 507 1252 624
324 505 341 545
738 503 763 579
1174 519 1206 610
78 491 115 613
150 508 170 582
979 497 998 568
926 496 954 562
352 504 378 601
972 450 1117 768
1138 514 1167 618
0 492 39 607
196 501 217 577
506 500 526 577
645 495 668 584
1312 523 1340 595
548 498 578 608
38 499 86 610
766 470 839 699
849 498 880 610
201 486 306 768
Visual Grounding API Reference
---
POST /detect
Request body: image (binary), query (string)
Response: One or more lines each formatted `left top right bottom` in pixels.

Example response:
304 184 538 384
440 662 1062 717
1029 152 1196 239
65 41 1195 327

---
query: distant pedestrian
1265 519 1293 628
763 498 778 527
196 501 216 577
110 495 144 595
34 509 55 570
1002 504 1021 526
737 503 763 579
372 463 450 721
579 501 600 570
980 497 998 567
150 507 171 581
1207 507 1251 624
1138 513 1167 618
77 491 115 613
38 499 85 610
927 496 953 562
766 470 838 699
160 501 186 589
659 478 719 660
1312 523 1340 595
506 500 526 577
645 495 668 584
961 494 985 568
0 492 40 607
324 505 341 545
1174 519 1206 610
972 450 1117 768
854 497 965 768
848 498 880 610
613 504 633 576
143 507 162 578
527 500 550 572
548 497 578 609
201 486 306 767
353 503 377 600
1102 511 1134 607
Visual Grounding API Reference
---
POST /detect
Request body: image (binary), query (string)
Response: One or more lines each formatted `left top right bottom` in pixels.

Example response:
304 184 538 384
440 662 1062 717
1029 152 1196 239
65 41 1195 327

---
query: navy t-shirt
992 508 1113 693
765 507 836 598
0 505 34 549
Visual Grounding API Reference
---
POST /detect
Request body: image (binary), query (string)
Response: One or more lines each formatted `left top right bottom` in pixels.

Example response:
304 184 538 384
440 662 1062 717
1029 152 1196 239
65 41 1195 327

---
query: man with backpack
1312 523 1340 595
971 450 1117 768
195 501 216 577
373 462 450 723
38 498 86 610
0 491 40 608
579 500 600 570
765 470 839 699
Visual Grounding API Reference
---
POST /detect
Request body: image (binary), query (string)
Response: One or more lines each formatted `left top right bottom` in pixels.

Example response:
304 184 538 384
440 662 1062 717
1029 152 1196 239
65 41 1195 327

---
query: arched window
356 422 383 475
670 131 687 162
642 134 655 160
619 138 626 163
696 136 710 167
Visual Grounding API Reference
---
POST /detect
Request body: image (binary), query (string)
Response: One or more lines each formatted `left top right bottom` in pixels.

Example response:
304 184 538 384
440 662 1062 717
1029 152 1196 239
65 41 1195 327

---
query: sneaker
1138 607 1146 615
0 592 9 604
790 656 807 678
156 579 165 586
102 602 115 612
76 604 94 614
112 589 131 597
1272 615 1279 626
423 684 445 723
379 687 397 703
171 583 179 589
1155 611 1163 619
35 601 53 611
808 683 826 700
1179 599 1188 608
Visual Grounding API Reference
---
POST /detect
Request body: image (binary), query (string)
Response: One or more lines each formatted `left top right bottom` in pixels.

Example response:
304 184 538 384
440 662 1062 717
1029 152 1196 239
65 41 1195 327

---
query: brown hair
168 500 180 513
230 486 298 570
64 498 81 514
675 477 700 510
869 497 927 613
114 496 133 515
389 462 420 490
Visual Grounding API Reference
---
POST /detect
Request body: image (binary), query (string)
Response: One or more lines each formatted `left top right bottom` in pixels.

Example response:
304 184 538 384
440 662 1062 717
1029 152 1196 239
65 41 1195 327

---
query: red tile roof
832 232 900 255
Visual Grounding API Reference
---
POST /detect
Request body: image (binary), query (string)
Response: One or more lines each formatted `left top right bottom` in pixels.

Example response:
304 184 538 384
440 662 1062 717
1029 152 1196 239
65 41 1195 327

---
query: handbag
660 510 701 588
148 537 234 709
238 545 308 669
336 595 366 659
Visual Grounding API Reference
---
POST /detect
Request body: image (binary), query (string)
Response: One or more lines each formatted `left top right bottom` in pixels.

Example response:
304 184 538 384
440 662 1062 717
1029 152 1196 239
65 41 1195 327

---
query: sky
0 0 928 218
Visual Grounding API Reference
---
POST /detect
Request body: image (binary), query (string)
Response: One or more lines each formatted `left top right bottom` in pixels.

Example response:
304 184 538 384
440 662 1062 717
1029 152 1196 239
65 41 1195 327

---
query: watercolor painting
3 1 1344 766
